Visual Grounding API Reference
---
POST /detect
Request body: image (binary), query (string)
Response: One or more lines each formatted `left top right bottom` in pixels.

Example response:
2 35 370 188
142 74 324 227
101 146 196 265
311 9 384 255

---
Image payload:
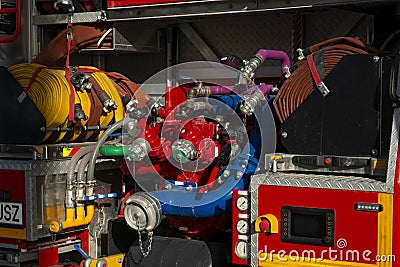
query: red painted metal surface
78 230 90 257
39 246 59 267
0 0 21 43
0 170 25 206
165 86 187 111
132 84 231 237
108 0 192 7
257 186 379 264
391 141 400 267
0 170 27 245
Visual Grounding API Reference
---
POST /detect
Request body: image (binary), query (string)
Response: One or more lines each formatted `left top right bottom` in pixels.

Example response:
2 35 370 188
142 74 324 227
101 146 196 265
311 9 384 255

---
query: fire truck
0 0 400 267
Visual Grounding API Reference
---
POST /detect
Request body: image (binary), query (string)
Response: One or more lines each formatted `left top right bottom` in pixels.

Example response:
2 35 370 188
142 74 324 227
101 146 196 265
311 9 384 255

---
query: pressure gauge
236 219 249 234
235 240 249 260
236 196 249 211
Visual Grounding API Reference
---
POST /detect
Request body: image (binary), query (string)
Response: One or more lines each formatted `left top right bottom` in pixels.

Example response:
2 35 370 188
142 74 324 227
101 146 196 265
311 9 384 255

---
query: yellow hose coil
79 66 124 137
9 63 72 142
79 66 124 122
9 63 125 143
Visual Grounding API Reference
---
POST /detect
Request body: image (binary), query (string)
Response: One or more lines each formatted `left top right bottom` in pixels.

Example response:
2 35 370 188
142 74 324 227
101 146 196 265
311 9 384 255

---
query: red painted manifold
132 85 229 238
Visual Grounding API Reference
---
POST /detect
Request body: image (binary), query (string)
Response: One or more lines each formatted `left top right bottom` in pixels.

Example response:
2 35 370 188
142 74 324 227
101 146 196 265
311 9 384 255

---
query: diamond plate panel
253 172 386 192
304 10 373 46
0 158 121 175
33 11 103 25
180 13 293 63
0 160 31 170
0 158 121 241
250 181 259 267
386 108 400 193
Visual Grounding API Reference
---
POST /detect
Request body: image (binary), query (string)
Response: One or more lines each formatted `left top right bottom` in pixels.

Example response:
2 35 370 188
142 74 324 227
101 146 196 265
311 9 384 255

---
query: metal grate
179 13 293 64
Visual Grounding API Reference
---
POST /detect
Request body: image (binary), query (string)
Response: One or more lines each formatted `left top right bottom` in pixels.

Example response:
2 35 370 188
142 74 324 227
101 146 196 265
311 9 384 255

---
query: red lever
0 0 21 43
259 219 270 232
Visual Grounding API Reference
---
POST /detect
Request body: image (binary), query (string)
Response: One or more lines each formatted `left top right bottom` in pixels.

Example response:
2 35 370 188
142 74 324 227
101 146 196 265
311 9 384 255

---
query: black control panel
281 206 335 247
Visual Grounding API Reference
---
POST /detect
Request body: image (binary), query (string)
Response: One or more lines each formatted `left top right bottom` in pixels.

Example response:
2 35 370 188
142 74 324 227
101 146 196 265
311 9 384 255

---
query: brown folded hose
32 23 150 112
273 37 381 123
107 72 150 106
32 24 113 66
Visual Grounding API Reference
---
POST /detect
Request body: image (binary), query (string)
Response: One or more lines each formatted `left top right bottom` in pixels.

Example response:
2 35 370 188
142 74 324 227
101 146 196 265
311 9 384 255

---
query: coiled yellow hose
9 63 125 143
9 63 73 141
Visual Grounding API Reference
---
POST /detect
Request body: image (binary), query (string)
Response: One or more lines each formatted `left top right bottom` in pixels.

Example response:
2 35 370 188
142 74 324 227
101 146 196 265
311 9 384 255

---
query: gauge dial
235 240 249 260
236 196 249 211
236 219 249 234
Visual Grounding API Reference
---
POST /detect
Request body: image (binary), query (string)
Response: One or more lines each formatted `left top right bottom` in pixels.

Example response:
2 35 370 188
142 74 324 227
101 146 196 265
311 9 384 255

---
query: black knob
220 55 245 70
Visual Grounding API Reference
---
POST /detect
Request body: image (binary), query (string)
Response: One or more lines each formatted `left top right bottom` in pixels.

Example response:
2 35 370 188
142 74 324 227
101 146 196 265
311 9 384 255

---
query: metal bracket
178 23 219 62
317 81 330 97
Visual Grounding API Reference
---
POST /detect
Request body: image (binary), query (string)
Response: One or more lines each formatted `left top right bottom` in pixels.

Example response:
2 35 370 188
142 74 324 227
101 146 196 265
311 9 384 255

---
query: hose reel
8 63 137 143
273 37 381 123
273 37 393 157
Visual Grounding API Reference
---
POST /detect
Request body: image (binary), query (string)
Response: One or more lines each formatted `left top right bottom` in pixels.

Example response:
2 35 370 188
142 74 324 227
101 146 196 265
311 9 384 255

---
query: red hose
273 37 380 122
117 189 135 217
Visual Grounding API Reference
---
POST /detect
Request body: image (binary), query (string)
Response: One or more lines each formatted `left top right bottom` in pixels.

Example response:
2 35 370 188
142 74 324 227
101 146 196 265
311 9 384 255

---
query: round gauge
235 240 249 260
236 196 249 211
236 219 249 234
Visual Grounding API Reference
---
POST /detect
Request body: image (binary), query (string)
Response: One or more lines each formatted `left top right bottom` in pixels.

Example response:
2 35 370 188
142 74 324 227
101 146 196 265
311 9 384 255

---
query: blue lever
85 192 117 201
74 244 91 259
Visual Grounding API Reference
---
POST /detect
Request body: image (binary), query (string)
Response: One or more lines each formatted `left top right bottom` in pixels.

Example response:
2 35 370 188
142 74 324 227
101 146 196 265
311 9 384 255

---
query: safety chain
136 217 153 257
180 159 199 180
90 206 105 237
242 114 247 126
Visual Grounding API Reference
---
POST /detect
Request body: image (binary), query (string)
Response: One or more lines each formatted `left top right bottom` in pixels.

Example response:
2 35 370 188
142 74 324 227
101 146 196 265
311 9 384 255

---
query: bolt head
235 171 244 179
223 170 230 177
165 184 172 190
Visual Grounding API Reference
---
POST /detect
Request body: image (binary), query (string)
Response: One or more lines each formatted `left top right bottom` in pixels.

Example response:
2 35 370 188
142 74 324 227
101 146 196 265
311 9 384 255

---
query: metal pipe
50 145 96 233
86 119 125 188
65 146 95 210
77 153 91 186
208 85 272 96
76 153 92 203
42 126 109 132
66 146 95 187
